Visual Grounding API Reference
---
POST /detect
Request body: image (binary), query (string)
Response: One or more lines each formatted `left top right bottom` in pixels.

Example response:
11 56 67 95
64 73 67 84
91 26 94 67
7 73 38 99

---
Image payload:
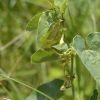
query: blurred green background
0 0 100 100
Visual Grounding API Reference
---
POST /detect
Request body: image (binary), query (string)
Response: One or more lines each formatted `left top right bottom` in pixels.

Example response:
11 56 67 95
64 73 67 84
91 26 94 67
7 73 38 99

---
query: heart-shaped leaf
73 32 100 86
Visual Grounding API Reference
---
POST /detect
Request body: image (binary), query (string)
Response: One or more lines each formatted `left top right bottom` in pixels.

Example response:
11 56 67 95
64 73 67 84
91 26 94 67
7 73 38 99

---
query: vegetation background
0 0 100 100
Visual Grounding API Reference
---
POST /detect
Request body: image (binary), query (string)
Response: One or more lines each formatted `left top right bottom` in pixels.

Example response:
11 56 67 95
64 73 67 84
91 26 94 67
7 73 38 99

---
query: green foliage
26 13 42 31
27 79 64 100
0 0 100 100
73 33 100 86
31 49 60 63
52 43 68 53
28 0 100 99
86 32 100 51
37 10 60 47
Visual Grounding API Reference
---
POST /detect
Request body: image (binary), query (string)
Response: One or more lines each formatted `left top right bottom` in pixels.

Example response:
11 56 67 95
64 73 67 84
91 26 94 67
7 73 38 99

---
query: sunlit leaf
31 49 60 63
52 43 68 53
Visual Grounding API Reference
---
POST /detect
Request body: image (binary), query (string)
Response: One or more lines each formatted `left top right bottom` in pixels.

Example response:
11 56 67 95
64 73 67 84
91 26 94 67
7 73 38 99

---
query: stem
71 54 75 99
0 74 53 100
76 55 81 100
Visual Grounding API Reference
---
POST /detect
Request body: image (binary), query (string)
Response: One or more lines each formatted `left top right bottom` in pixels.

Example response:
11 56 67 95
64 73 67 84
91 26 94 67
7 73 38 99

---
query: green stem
76 55 81 94
0 74 53 100
71 55 75 100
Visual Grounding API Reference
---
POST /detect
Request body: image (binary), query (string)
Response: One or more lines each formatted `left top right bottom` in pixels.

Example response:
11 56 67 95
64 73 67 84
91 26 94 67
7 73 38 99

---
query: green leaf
31 49 60 63
86 32 100 51
73 35 85 54
26 79 64 100
38 21 62 48
73 33 100 85
37 79 64 100
38 10 56 37
26 13 41 31
52 43 68 53
90 89 98 100
37 10 58 47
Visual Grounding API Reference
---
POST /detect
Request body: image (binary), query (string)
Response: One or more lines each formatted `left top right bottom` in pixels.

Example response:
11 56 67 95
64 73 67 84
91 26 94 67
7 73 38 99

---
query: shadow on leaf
26 79 64 100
